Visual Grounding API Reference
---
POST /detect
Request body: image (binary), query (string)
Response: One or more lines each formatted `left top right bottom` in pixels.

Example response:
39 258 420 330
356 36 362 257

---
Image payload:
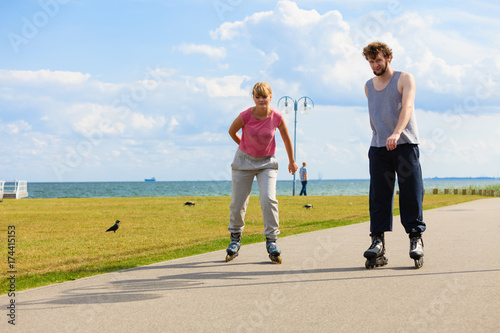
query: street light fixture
277 96 314 196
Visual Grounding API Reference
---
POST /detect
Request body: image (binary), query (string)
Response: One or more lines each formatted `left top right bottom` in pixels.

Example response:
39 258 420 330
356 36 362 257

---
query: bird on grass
184 201 195 206
303 204 313 209
106 220 120 233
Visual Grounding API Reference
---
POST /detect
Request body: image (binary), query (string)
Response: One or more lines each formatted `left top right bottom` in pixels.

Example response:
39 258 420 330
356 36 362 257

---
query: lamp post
277 96 314 196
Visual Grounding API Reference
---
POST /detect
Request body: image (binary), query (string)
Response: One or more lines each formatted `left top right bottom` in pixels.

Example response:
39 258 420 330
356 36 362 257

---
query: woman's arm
278 119 298 175
228 115 244 145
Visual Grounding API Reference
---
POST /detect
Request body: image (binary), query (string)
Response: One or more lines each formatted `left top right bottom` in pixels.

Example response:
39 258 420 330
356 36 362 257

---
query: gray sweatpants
228 149 280 241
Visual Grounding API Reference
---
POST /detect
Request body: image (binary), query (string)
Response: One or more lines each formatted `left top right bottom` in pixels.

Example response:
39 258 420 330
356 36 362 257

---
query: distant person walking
362 42 426 269
225 82 298 264
299 162 308 196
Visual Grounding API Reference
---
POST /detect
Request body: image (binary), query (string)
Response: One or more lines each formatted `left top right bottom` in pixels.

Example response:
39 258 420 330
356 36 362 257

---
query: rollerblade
225 233 241 262
409 230 424 269
266 238 282 264
363 233 388 269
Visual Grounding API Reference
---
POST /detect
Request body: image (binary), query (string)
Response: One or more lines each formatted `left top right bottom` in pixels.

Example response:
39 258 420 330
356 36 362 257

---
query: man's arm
386 72 416 151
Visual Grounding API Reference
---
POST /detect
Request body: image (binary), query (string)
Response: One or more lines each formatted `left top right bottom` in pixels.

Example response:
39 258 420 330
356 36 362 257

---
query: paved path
3 198 500 332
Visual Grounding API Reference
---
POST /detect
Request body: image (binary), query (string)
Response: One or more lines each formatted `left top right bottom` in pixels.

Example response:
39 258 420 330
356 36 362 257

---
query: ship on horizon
145 177 156 182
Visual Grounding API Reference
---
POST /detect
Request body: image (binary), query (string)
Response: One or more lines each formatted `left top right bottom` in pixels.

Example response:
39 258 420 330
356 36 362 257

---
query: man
299 162 307 196
362 42 426 269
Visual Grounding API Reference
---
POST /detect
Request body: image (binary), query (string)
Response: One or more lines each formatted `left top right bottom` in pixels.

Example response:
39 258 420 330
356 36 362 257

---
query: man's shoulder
397 71 415 89
397 71 415 82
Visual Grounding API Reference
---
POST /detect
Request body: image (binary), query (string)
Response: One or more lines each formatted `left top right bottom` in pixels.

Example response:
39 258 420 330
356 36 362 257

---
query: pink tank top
239 108 282 157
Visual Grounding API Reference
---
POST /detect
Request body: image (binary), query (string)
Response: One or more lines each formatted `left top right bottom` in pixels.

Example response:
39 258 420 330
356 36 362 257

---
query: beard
373 61 388 76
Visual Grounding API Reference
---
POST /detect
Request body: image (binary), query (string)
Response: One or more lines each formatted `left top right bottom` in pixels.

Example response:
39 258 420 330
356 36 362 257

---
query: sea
23 178 500 199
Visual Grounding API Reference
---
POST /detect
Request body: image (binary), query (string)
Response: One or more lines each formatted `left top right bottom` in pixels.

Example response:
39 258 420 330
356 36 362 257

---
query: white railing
3 180 28 199
17 180 28 198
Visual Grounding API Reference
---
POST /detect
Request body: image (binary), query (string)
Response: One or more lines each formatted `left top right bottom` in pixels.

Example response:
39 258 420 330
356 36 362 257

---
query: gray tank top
366 71 419 147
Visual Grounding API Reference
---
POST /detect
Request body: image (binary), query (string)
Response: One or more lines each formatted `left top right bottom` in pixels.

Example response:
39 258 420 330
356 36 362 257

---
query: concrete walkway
3 198 500 332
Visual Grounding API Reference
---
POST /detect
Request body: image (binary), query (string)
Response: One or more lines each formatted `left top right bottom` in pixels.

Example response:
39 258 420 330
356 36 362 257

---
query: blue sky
1 0 499 182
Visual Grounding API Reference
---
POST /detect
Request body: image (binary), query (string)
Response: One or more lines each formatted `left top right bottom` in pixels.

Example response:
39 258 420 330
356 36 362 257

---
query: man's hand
386 133 400 151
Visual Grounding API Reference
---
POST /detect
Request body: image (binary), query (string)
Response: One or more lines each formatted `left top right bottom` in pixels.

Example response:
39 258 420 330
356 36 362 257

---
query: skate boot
225 233 241 262
266 238 282 264
363 232 388 269
409 229 424 269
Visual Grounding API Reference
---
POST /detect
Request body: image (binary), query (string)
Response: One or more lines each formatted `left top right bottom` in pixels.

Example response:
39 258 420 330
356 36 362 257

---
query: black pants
369 144 426 234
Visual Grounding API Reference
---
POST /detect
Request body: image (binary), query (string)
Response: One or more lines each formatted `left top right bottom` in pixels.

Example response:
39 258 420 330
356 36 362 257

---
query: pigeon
184 201 195 206
303 204 313 209
106 220 120 233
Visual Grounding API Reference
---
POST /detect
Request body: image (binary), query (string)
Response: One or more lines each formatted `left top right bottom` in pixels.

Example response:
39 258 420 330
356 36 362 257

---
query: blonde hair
252 82 272 98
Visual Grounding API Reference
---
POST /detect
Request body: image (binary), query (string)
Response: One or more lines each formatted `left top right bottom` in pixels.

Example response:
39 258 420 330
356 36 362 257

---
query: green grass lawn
1 194 482 293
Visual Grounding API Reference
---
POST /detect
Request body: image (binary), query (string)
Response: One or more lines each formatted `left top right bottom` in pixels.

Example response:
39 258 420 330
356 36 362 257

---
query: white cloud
70 103 168 137
168 116 180 132
187 75 251 98
211 1 366 100
130 113 166 130
417 109 500 177
71 103 126 136
32 137 47 147
210 10 273 40
210 1 500 108
325 143 338 154
0 69 91 85
408 50 468 94
3 120 32 134
175 43 227 60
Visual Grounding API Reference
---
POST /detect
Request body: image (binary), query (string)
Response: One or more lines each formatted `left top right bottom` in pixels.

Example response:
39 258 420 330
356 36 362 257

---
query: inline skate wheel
365 256 388 269
225 253 238 262
414 257 423 269
269 255 282 264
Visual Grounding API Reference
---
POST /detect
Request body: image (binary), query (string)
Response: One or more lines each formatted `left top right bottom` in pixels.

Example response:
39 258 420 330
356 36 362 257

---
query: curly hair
362 42 393 61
